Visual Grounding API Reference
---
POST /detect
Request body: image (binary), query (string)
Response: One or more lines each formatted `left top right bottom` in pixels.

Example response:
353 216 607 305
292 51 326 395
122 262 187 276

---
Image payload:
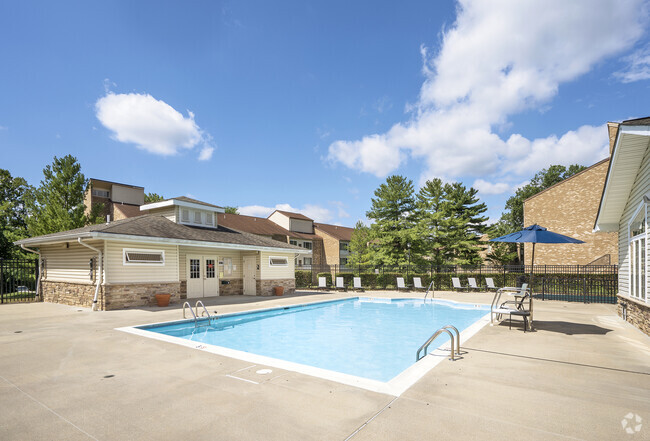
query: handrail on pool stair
416 325 460 362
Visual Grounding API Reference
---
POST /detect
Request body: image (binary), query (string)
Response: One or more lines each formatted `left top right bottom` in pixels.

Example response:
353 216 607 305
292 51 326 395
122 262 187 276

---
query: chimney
607 122 619 156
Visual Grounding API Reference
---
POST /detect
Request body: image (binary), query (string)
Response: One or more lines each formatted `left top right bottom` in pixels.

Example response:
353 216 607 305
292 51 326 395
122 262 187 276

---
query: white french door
187 255 219 298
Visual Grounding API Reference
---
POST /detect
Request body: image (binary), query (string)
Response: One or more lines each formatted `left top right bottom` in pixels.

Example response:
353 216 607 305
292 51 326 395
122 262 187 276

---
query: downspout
78 238 102 311
20 244 41 301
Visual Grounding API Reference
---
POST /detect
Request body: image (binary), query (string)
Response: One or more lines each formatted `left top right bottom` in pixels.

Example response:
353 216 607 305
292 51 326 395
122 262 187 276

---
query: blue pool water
141 298 489 382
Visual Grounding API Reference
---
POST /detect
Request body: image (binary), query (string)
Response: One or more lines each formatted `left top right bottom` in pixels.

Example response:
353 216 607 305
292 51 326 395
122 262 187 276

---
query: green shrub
295 270 312 288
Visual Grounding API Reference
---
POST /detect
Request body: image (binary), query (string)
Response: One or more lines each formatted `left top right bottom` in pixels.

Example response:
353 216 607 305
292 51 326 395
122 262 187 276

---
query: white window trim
269 256 289 267
627 201 648 303
123 248 165 266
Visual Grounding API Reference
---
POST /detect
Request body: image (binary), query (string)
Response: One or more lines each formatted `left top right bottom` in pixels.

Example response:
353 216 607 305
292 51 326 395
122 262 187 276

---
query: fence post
0 259 3 304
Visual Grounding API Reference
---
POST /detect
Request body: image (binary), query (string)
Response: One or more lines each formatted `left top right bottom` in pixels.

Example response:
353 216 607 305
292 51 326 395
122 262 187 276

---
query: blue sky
2 0 650 226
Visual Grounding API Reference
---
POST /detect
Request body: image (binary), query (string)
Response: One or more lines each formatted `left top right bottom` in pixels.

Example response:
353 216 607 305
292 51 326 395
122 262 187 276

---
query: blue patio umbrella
490 224 584 329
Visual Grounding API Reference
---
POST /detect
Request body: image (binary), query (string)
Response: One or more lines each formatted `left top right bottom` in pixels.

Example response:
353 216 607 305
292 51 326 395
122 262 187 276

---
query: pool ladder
416 325 460 361
423 281 435 301
182 301 215 327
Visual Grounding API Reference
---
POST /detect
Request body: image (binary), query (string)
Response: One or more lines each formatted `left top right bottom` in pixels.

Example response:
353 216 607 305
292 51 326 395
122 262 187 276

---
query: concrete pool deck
1 291 649 440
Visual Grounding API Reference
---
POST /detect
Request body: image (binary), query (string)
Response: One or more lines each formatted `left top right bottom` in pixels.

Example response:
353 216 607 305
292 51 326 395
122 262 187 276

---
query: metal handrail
416 327 456 361
441 325 460 355
423 281 435 300
195 300 211 319
182 301 197 323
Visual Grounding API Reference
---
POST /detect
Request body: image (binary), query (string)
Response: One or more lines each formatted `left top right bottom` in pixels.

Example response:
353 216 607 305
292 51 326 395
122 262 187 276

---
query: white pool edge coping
116 297 492 397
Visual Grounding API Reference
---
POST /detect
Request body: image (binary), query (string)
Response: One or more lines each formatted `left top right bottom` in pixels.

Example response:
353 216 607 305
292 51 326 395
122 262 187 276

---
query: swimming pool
121 298 490 395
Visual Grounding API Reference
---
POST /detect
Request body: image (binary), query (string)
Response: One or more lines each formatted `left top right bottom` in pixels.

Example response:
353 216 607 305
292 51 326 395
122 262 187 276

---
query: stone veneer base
256 279 295 297
618 295 650 337
41 280 182 311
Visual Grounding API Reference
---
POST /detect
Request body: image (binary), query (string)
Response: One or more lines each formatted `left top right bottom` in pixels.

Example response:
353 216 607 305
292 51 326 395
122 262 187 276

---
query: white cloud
473 179 511 195
95 92 215 160
615 46 650 82
238 203 335 223
328 0 644 188
198 146 214 161
0 125 7 130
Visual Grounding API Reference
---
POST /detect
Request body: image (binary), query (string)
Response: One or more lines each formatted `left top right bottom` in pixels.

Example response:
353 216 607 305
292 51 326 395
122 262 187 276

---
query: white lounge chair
451 277 468 291
467 277 482 291
485 277 498 291
413 277 426 291
352 277 364 292
335 276 347 291
317 277 328 290
396 277 409 291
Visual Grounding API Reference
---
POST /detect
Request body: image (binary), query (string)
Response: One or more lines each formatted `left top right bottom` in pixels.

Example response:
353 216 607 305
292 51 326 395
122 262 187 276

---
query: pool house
15 197 308 310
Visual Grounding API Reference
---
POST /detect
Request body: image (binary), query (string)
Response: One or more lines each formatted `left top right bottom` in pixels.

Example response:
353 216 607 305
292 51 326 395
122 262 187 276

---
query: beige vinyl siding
268 212 290 230
40 241 102 284
178 246 245 280
618 146 650 297
104 241 178 283
146 206 177 222
260 250 295 280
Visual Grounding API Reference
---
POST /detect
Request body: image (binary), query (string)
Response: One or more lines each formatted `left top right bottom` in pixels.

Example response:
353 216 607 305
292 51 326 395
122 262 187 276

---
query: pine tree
26 155 87 236
366 175 418 265
416 178 457 265
347 221 372 266
444 182 488 264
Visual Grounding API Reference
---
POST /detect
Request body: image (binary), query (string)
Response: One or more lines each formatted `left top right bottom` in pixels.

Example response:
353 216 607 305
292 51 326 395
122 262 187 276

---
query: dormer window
194 211 202 224
205 213 214 226
181 209 190 223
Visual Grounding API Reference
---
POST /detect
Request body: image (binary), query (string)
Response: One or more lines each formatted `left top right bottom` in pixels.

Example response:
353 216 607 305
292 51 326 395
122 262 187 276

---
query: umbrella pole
530 242 535 331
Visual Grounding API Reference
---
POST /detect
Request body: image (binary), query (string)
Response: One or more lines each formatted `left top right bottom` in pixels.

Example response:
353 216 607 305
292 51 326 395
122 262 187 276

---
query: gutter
77 238 102 311
20 245 42 301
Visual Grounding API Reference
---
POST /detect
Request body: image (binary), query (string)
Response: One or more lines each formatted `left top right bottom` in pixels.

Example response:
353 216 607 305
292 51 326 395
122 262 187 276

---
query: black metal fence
0 259 39 304
295 264 619 304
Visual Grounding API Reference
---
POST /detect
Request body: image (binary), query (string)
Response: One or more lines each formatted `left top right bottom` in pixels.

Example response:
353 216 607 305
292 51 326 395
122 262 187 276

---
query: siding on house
618 146 650 296
104 241 179 284
260 250 295 280
40 241 103 284
146 206 177 223
289 218 313 234
268 211 290 230
178 246 245 280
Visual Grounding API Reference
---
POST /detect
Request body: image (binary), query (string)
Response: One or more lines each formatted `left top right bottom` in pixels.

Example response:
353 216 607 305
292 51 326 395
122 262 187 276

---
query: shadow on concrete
464 347 650 377
533 320 613 336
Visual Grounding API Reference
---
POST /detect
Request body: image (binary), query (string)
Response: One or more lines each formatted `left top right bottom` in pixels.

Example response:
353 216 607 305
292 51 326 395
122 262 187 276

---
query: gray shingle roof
15 215 304 251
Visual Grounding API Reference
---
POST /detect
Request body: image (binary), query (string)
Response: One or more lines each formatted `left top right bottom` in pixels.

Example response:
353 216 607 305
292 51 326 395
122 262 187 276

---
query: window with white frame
123 249 165 265
303 257 312 265
194 210 202 224
629 201 648 302
181 208 190 223
303 241 312 250
269 256 288 267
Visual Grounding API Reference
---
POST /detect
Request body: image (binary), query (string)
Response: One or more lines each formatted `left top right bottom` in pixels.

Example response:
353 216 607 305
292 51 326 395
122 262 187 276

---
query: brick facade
316 231 341 266
256 279 295 296
618 296 650 337
523 159 618 265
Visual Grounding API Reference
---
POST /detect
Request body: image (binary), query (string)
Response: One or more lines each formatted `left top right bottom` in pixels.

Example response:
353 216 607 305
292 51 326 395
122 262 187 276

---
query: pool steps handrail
423 281 435 301
182 301 215 327
416 324 460 361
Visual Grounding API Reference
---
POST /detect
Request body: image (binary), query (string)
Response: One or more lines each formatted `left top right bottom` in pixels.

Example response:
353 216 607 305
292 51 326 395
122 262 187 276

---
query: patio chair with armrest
396 277 410 291
352 277 364 292
467 277 482 291
451 277 468 291
335 276 347 291
485 277 498 291
413 277 426 291
317 277 329 290
490 284 531 331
